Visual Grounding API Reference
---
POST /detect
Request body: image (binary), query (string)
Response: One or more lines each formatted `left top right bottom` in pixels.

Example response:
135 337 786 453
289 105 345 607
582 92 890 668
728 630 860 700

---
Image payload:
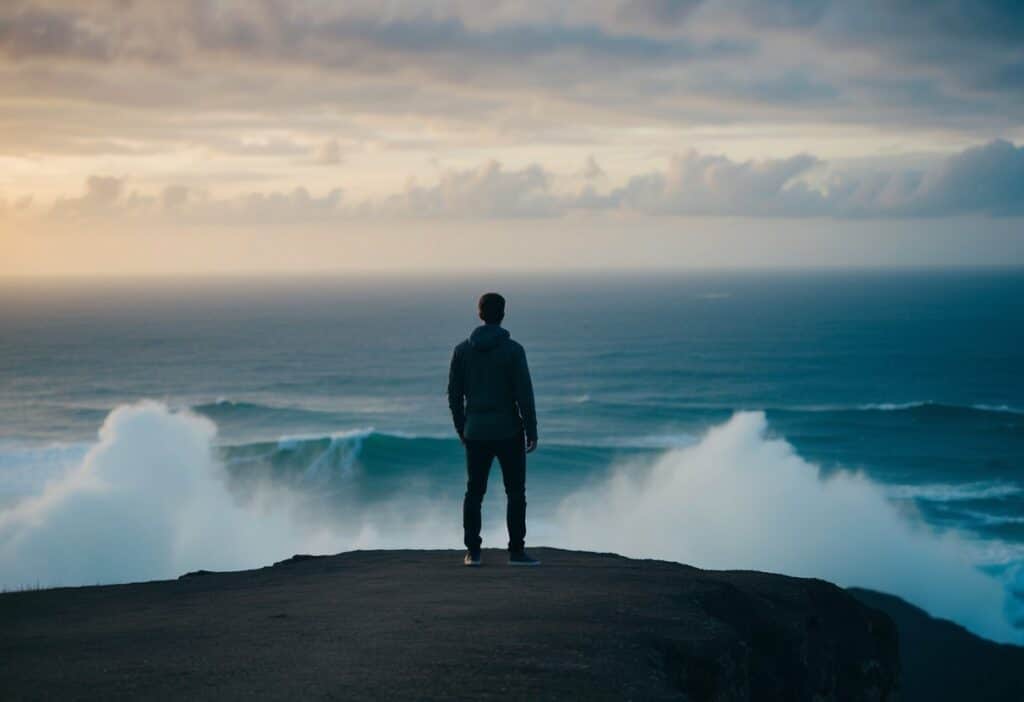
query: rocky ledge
2 548 902 700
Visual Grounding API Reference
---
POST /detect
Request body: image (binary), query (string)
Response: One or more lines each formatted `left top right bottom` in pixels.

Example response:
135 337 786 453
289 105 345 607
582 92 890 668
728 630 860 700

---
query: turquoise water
1 270 1022 641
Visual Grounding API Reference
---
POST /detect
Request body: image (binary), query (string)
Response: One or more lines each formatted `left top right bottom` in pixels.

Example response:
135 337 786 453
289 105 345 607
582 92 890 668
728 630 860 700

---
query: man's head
478 292 506 324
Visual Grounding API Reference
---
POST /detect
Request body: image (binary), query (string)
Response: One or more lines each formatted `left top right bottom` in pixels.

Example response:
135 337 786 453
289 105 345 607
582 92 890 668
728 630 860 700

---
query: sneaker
508 550 540 567
464 550 481 567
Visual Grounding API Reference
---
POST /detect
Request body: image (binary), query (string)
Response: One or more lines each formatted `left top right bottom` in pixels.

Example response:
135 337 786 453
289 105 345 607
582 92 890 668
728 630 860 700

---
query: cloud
51 175 128 216
315 139 343 165
582 155 606 181
380 160 565 218
615 0 704 27
203 136 310 158
32 140 1024 224
606 150 824 216
691 68 840 106
1 0 1022 163
230 187 346 223
602 139 1024 218
400 139 1024 219
78 175 122 205
815 139 1024 218
0 4 110 61
902 138 1024 217
45 179 346 225
160 184 189 211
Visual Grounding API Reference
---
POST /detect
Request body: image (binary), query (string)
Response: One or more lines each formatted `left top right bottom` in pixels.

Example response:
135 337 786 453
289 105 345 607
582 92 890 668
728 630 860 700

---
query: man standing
448 292 539 567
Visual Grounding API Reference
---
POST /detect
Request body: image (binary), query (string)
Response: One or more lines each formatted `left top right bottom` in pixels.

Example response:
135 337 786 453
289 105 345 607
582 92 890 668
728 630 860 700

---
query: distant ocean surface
1 270 1022 643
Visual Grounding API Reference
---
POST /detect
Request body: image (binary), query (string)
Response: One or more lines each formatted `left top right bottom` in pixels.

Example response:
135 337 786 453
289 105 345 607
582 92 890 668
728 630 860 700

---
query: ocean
1 270 1022 643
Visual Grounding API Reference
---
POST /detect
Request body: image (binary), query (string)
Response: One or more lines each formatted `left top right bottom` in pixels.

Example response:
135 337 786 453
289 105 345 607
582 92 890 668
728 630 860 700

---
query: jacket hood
469 324 510 351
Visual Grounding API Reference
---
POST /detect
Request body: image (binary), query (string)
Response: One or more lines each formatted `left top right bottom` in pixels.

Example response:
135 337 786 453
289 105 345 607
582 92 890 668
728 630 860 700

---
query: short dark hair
478 292 505 324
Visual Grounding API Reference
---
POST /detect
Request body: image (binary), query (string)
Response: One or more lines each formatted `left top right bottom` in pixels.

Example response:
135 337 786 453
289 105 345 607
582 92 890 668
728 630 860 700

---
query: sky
1 0 1023 275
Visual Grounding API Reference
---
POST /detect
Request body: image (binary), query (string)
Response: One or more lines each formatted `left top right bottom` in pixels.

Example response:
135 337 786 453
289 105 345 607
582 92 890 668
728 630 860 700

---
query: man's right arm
447 345 466 439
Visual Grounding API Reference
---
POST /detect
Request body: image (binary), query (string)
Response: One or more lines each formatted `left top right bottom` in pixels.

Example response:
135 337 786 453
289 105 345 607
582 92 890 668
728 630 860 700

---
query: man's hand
525 438 537 454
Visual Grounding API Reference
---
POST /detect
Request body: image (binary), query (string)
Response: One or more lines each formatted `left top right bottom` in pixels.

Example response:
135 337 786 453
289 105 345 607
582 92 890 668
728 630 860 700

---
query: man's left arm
513 345 537 453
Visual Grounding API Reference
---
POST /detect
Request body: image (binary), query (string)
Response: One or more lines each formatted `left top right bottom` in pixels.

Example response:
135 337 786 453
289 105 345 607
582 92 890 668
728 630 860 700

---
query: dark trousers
463 433 527 552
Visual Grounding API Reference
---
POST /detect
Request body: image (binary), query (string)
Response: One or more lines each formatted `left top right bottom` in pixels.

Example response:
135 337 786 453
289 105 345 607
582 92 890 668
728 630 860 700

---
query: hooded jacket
447 323 537 442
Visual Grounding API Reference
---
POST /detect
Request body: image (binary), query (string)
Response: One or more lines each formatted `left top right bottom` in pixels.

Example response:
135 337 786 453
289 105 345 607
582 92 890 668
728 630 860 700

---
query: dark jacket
448 324 537 442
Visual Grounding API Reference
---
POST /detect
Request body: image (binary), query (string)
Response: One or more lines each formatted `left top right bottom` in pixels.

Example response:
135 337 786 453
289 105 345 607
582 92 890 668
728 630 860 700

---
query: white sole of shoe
508 561 540 567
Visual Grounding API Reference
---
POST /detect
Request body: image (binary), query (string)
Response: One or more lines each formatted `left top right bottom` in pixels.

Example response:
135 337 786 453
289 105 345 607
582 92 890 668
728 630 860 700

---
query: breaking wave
1 402 1021 644
557 412 1023 643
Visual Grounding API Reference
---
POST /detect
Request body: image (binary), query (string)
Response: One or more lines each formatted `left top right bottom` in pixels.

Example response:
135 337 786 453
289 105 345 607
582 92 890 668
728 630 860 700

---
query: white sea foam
0 403 340 589
276 427 375 449
972 404 1024 415
556 412 1023 644
858 401 931 411
885 482 1023 502
958 511 1024 527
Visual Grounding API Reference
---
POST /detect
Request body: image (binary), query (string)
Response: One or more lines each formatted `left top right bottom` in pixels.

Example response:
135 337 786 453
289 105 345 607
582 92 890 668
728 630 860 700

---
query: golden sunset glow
1 1 1022 275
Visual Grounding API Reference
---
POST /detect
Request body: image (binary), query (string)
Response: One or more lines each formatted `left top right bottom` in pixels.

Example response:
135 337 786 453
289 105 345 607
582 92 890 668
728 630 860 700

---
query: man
448 292 539 567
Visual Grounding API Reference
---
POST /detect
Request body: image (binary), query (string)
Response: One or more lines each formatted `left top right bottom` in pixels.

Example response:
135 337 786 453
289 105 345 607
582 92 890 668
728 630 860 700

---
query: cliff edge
1 549 897 701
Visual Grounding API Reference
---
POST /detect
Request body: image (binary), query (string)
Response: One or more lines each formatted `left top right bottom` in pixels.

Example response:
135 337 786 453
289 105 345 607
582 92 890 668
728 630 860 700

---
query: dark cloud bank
1 0 1022 136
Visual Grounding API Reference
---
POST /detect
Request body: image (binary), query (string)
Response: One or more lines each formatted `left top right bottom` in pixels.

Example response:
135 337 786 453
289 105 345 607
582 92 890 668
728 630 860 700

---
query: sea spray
556 412 1022 644
0 402 335 587
0 402 459 588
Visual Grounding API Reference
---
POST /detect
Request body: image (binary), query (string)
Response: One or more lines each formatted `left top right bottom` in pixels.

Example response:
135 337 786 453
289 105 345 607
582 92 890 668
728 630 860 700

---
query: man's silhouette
448 292 539 567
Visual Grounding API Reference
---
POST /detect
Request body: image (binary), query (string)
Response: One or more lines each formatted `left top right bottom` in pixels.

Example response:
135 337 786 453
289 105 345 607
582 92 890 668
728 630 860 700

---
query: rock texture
1 549 897 701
